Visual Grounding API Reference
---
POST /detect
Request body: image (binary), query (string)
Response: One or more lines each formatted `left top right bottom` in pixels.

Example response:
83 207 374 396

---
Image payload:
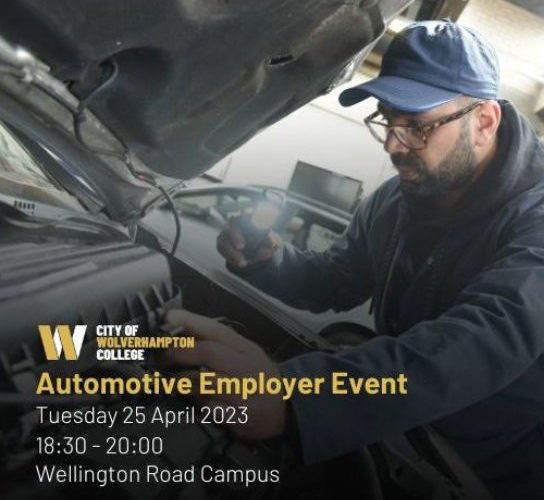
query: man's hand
216 217 282 269
163 309 286 440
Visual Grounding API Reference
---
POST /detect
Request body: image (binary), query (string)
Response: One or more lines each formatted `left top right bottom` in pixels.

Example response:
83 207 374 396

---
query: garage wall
207 76 394 198
459 0 544 136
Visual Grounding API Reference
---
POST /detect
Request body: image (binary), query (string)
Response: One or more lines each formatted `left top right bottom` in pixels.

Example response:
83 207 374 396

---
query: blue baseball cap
339 20 500 113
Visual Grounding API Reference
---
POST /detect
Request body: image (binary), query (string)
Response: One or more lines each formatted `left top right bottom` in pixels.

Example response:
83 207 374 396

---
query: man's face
380 99 479 199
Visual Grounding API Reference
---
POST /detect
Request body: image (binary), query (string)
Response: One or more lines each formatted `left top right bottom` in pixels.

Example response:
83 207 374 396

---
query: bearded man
166 20 544 499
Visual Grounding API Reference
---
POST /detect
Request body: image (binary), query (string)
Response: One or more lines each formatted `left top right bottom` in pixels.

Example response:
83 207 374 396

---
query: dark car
0 2 492 500
141 183 376 347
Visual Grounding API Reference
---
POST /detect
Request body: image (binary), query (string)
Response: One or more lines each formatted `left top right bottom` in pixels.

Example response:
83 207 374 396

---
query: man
165 20 544 499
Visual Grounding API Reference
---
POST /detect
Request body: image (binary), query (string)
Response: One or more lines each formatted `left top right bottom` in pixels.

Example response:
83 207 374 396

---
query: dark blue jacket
239 102 544 499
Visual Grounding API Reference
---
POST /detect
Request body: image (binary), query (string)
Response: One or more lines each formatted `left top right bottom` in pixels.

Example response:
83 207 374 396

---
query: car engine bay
0 2 496 498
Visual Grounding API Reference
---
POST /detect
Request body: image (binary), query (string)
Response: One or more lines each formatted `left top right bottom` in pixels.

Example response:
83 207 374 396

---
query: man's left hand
163 309 286 440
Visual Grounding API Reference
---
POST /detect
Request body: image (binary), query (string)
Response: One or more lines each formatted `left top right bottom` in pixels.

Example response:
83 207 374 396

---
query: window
288 161 362 213
0 120 83 210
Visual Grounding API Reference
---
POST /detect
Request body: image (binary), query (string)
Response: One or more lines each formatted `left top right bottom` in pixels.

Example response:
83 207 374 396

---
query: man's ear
473 100 501 147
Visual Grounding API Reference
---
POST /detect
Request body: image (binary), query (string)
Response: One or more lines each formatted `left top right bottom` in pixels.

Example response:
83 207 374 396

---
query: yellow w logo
38 325 87 361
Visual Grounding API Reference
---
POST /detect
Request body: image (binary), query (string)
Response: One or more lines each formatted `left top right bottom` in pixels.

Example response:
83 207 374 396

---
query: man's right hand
216 218 283 269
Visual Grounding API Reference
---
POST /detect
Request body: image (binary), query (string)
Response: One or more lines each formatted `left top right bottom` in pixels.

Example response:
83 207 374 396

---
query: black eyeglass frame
364 100 485 150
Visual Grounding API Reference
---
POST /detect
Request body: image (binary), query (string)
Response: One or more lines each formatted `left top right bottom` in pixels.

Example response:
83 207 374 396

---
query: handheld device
238 190 284 259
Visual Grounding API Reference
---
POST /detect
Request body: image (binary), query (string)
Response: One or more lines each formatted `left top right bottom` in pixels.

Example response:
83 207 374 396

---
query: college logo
38 325 87 361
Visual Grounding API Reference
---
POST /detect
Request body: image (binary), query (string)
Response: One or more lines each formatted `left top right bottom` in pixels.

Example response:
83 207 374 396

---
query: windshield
172 189 346 252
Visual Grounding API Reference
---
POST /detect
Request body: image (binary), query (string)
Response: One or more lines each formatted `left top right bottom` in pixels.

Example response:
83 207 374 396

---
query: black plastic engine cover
0 241 180 357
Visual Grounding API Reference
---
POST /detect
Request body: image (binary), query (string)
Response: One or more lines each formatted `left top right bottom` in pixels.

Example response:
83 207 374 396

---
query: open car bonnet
0 0 409 219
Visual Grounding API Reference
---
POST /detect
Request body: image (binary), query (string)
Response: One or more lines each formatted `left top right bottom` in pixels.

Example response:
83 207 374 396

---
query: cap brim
339 76 461 113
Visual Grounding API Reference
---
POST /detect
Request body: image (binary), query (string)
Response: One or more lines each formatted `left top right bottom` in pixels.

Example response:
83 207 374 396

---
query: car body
0 2 494 500
140 182 376 347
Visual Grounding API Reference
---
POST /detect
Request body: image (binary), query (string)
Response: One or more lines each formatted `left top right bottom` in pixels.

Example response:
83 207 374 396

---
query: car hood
0 0 409 182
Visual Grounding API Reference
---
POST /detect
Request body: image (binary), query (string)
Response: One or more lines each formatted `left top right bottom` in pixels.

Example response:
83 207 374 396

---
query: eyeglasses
364 100 485 150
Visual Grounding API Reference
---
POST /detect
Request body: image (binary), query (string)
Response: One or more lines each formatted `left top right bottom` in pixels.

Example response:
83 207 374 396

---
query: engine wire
69 63 182 257
6 56 182 257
